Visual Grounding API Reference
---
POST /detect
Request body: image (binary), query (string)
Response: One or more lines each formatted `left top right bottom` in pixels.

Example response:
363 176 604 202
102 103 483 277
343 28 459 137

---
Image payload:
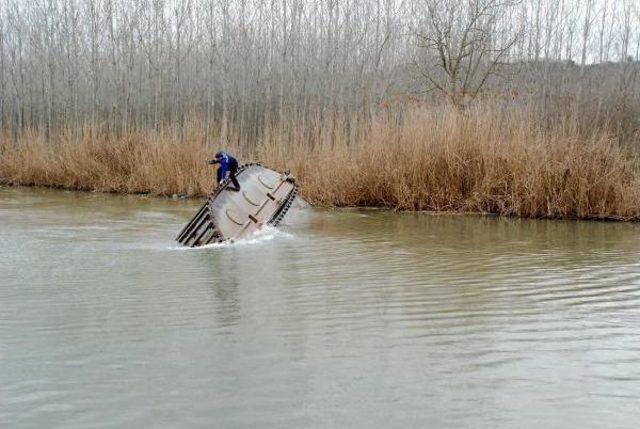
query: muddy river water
2 187 640 428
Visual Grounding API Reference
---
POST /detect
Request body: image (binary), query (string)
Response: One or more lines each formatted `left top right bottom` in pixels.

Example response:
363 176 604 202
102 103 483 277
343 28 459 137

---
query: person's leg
229 172 241 191
229 162 240 192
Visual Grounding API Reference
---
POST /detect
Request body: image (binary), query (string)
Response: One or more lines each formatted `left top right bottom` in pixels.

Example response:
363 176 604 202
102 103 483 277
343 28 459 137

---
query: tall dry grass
2 101 640 220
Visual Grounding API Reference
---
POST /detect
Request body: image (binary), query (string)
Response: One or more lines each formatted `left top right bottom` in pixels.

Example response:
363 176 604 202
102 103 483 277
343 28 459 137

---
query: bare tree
0 0 637 136
580 0 594 66
413 0 522 106
0 3 5 130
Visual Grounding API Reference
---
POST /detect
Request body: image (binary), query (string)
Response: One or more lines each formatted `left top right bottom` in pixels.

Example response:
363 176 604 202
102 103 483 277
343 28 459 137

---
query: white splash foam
169 226 292 250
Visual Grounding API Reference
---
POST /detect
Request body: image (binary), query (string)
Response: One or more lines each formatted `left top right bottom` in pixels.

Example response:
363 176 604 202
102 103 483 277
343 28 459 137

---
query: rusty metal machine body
176 164 298 247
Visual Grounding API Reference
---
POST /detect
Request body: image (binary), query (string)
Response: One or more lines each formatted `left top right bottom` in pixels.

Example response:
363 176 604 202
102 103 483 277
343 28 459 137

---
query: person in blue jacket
208 151 241 191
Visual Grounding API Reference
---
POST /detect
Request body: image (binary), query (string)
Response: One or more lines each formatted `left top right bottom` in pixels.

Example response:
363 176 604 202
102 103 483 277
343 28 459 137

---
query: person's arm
207 159 220 165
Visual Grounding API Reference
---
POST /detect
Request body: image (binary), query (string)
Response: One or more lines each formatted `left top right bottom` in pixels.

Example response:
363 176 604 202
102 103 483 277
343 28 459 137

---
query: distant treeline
0 0 639 141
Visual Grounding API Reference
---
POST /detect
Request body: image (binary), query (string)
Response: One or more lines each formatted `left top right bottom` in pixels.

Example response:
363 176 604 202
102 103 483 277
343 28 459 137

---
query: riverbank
2 103 640 220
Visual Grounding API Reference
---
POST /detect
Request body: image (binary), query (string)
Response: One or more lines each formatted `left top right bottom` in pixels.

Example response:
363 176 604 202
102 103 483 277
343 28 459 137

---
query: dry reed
2 102 640 220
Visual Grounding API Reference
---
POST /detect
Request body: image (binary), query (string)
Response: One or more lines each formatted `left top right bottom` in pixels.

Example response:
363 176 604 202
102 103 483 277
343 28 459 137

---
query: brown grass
2 102 640 220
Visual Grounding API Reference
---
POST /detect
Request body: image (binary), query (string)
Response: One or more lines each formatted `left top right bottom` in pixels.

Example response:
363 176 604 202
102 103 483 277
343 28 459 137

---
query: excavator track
176 163 298 247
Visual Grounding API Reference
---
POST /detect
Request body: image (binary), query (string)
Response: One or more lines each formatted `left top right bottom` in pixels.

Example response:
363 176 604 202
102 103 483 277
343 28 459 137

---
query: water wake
170 225 293 250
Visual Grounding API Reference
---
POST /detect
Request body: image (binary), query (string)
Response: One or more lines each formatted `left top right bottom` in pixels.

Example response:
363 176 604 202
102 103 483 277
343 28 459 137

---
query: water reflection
209 256 242 329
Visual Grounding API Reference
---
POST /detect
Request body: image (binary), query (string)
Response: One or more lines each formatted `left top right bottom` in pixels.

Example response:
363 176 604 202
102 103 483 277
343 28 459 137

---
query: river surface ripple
2 187 640 428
